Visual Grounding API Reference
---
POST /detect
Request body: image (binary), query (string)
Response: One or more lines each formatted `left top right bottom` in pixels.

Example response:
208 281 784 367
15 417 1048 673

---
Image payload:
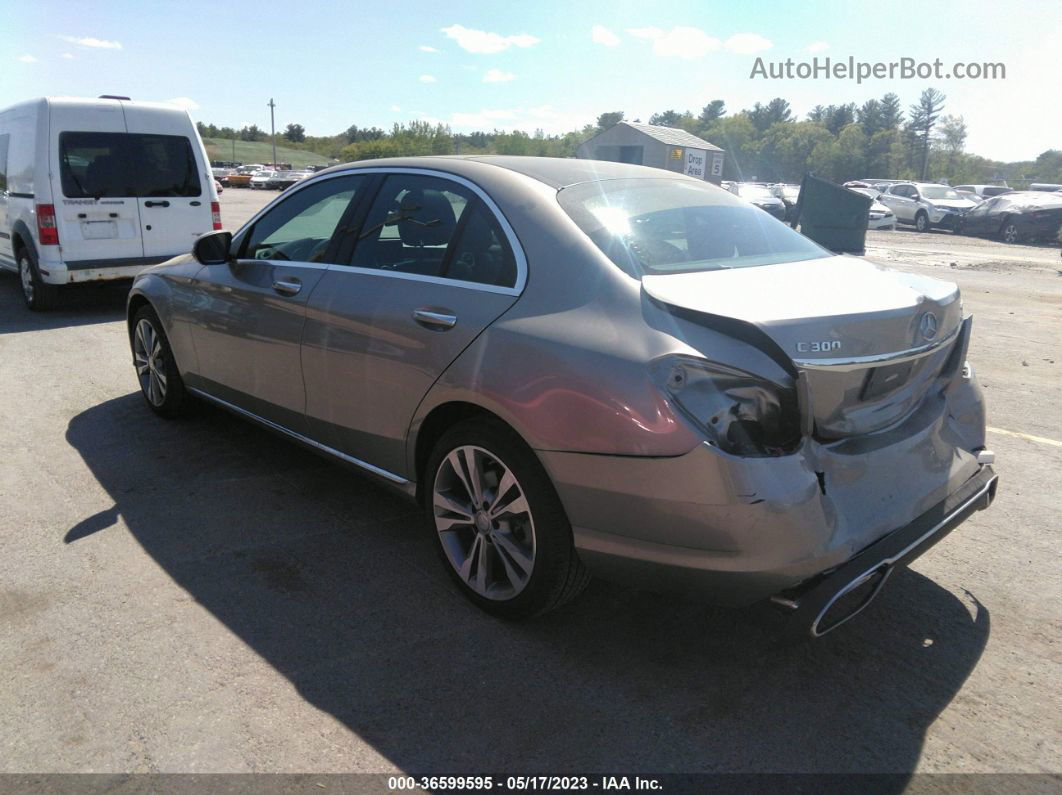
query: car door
884 184 914 221
189 174 367 432
301 171 524 478
121 103 213 259
963 197 997 235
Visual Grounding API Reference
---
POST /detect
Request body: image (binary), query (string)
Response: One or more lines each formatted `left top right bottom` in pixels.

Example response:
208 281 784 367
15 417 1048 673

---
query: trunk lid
643 255 964 439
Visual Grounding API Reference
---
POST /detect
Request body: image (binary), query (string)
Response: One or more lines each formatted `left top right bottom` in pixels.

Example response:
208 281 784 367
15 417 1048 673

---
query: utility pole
267 98 277 167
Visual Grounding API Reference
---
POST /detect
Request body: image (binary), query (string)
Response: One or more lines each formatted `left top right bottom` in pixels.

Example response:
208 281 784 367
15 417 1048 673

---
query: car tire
915 211 930 232
424 417 590 619
18 248 58 311
130 305 191 418
1000 218 1025 245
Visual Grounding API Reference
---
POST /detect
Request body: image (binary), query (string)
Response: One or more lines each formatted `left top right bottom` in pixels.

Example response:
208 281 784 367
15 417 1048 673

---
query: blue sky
4 0 1059 161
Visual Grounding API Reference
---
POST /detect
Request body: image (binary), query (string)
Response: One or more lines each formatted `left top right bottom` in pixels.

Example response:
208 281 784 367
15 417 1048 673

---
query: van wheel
18 250 58 311
915 211 930 232
424 418 590 619
131 306 191 418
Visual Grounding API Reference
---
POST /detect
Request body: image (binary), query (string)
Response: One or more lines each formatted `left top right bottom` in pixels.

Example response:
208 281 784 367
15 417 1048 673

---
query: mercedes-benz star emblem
919 312 939 341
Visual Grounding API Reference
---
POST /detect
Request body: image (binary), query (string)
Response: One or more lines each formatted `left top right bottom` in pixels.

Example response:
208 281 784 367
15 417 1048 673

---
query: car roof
315 155 699 189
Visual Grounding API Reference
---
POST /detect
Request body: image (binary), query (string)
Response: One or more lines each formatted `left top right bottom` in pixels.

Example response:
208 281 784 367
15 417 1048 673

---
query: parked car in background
269 170 312 190
954 184 1011 202
772 183 801 221
878 182 977 232
849 187 897 230
958 191 1062 244
1028 183 1062 193
728 182 787 220
124 156 996 637
0 95 220 310
211 167 236 186
250 170 278 190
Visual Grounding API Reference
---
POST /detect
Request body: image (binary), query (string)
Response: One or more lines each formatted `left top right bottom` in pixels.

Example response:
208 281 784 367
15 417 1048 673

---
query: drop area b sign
683 148 707 179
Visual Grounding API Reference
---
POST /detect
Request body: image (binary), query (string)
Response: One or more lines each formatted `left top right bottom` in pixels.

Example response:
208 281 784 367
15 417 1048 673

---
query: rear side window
350 174 516 287
59 132 202 198
0 134 9 192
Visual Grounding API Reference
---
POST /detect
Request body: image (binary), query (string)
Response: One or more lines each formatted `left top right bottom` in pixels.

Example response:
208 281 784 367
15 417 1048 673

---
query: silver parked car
126 157 997 637
878 182 978 232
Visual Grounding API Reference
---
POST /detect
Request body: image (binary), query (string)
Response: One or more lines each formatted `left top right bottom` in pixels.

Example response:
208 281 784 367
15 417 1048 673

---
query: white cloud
17 54 37 63
591 25 620 47
61 52 75 59
807 41 829 53
59 35 122 49
389 104 402 112
723 33 772 54
440 24 540 54
626 26 720 59
164 97 200 111
483 68 516 83
419 45 438 53
419 74 437 83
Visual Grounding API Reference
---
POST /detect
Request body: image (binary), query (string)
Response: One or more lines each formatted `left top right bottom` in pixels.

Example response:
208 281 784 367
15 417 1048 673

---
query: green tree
283 123 306 143
880 93 904 129
857 99 884 136
649 110 684 127
908 88 946 179
698 100 726 125
595 111 624 131
748 98 793 133
238 124 265 142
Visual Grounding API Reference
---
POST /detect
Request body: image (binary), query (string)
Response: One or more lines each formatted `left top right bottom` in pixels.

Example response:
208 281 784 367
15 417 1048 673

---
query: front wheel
131 306 191 418
424 418 590 618
915 211 930 232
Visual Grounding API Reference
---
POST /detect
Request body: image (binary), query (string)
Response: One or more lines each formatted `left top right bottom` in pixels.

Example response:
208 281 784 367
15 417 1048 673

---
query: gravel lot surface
1 188 1058 777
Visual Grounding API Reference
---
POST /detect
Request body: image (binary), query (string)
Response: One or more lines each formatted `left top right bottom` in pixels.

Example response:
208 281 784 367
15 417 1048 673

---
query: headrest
397 189 457 246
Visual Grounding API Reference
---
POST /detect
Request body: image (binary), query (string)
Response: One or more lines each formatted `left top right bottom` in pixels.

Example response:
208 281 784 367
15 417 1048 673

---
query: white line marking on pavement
987 427 1062 448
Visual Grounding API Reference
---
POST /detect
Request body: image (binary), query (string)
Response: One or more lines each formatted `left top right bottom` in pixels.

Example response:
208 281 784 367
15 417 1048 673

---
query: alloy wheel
133 319 168 406
18 256 34 304
1003 223 1018 244
432 445 537 600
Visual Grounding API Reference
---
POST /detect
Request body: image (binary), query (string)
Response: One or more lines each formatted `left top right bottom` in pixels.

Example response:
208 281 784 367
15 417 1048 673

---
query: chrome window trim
231 166 528 297
794 324 961 372
187 387 410 486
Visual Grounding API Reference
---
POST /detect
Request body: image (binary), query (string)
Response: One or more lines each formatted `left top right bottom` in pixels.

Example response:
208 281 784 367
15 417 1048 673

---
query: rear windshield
59 131 201 198
558 178 828 276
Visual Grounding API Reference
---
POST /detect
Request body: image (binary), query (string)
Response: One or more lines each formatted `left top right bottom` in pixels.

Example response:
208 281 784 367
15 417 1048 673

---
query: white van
0 96 220 310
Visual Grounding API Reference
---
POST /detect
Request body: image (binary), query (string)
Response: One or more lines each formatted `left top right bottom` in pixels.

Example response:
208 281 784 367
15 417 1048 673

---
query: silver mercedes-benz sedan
126 156 997 637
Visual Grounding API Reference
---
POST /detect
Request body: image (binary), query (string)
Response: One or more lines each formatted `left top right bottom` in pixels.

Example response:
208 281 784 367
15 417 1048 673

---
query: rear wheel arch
412 401 532 502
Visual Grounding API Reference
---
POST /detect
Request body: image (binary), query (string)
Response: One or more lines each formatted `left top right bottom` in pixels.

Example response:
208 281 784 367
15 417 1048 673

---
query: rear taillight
37 204 59 245
211 201 222 230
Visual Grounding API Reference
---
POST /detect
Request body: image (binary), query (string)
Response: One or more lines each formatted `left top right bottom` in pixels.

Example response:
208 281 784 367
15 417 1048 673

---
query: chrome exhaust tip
811 565 892 638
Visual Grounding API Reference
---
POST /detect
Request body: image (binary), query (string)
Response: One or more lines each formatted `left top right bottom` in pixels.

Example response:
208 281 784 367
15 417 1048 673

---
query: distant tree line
195 89 1062 187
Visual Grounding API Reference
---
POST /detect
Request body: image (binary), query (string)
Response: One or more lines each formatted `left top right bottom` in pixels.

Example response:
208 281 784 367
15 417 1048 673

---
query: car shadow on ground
65 394 989 780
0 272 128 334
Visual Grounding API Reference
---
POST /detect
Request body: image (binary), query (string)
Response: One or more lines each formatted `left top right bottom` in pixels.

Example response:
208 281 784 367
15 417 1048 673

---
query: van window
59 132 202 198
0 134 9 192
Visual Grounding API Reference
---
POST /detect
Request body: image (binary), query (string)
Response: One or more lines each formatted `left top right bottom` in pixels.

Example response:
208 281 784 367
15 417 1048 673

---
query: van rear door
121 104 214 260
50 101 146 267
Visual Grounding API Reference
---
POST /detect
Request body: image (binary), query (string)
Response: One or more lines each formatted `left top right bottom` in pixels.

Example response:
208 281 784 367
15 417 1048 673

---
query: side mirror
193 230 233 265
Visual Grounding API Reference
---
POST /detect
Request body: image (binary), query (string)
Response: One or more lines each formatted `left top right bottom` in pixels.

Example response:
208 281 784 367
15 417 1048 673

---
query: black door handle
144 200 170 208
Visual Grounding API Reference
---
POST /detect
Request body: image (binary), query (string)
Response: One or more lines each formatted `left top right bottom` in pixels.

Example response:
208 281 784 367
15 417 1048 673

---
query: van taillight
211 201 222 230
37 204 59 245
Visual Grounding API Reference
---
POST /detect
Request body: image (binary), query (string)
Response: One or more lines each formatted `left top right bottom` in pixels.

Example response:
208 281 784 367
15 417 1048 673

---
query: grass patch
203 138 332 167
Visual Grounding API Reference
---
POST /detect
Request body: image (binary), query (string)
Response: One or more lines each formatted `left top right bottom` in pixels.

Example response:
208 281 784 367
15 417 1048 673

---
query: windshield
558 178 828 277
920 185 964 200
737 184 774 200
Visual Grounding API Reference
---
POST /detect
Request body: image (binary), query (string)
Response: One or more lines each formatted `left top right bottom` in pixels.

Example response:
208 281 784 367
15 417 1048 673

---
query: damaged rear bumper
771 463 997 637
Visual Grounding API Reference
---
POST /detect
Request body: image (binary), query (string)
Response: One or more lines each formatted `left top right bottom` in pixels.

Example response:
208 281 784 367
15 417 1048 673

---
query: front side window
349 174 516 287
558 177 828 277
242 175 364 263
59 132 201 198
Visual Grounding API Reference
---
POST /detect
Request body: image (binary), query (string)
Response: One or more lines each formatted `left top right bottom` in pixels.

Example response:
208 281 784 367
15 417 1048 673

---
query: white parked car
878 182 978 232
850 188 897 230
0 96 220 310
250 170 278 190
